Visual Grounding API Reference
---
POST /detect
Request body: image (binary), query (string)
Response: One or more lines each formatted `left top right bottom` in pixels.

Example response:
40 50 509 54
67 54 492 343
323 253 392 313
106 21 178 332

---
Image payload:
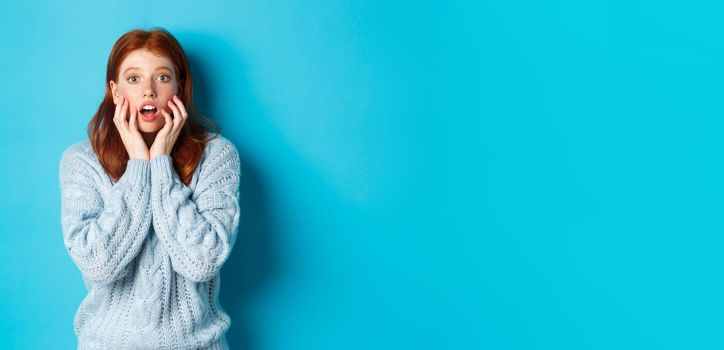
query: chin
139 124 162 133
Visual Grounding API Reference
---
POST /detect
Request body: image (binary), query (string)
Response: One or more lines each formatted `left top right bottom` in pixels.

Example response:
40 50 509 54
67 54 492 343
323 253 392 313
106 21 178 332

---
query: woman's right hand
113 96 150 161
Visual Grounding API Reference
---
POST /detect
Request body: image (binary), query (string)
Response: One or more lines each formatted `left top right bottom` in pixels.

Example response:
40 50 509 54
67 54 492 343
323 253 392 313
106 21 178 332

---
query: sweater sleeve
149 142 241 282
59 146 153 285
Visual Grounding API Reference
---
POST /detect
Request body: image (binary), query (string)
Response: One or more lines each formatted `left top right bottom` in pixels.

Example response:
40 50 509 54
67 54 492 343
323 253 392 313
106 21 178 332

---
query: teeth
142 106 155 110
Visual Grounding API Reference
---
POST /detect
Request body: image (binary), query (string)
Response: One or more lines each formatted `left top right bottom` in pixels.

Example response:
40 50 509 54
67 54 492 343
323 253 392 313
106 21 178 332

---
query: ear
109 80 119 105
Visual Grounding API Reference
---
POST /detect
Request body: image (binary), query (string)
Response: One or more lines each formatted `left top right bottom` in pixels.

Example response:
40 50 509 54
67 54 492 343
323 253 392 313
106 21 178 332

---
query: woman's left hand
150 95 188 159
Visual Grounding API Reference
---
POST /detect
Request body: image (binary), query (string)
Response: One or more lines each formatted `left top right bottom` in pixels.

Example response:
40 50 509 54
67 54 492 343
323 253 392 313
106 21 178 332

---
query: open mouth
140 106 158 116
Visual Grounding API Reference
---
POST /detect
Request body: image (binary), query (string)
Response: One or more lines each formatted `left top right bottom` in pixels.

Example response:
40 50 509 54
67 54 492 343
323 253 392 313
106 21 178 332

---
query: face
109 49 179 134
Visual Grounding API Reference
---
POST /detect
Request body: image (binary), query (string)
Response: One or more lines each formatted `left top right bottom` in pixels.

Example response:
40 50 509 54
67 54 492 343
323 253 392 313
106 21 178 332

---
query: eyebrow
122 66 173 75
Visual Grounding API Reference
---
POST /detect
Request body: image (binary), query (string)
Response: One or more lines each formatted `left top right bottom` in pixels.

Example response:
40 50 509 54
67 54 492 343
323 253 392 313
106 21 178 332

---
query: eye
127 75 139 83
158 74 171 82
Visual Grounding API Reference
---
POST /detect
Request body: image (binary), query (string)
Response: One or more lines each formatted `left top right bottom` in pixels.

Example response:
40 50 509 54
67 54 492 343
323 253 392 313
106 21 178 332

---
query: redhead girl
59 27 240 349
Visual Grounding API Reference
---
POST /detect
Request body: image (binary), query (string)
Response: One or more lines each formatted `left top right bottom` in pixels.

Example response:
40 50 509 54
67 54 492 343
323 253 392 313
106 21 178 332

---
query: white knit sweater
59 134 241 349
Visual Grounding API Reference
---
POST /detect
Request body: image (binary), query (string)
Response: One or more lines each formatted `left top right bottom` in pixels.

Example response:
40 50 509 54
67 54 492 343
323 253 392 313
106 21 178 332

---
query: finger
122 101 131 130
130 105 137 124
160 109 173 135
171 116 183 136
129 105 138 132
166 101 181 134
167 99 181 121
170 107 185 135
113 96 123 125
117 98 129 133
172 95 188 119
171 97 187 130
113 95 123 119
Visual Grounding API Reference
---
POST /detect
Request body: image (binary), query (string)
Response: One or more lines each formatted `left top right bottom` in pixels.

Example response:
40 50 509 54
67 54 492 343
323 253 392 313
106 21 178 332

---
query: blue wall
1 0 723 349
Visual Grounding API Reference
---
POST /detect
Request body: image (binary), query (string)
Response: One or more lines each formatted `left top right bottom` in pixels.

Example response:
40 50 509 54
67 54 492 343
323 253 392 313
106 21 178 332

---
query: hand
150 95 188 160
113 95 150 161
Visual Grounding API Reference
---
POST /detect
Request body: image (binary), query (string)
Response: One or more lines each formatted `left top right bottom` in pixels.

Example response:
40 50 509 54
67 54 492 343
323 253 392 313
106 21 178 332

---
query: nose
143 81 156 98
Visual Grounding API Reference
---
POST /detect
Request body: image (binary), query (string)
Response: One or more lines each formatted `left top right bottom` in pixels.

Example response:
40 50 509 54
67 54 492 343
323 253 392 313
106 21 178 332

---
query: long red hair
87 27 220 186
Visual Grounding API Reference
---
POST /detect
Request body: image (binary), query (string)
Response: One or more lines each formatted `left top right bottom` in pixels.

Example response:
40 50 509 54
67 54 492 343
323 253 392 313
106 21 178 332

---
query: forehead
120 49 174 71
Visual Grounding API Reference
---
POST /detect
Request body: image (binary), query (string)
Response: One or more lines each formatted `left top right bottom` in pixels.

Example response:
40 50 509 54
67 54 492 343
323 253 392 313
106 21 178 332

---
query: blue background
0 0 722 349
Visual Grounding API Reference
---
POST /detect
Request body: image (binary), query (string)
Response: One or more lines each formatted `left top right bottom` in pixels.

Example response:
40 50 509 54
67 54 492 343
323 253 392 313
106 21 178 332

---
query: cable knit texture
59 134 241 350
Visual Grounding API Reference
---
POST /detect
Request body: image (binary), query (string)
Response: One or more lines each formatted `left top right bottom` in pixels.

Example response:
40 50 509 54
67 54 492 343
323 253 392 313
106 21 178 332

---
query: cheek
160 89 176 98
126 98 136 110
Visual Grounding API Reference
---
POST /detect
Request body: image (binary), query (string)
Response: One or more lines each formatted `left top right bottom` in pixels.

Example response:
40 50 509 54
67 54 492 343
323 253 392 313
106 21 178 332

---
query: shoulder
202 133 240 165
60 139 95 169
59 139 104 181
198 133 241 178
204 133 237 154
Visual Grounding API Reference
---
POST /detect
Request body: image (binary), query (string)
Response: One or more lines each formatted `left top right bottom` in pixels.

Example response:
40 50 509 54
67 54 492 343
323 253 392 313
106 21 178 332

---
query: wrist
129 149 150 161
150 150 169 160
129 153 149 161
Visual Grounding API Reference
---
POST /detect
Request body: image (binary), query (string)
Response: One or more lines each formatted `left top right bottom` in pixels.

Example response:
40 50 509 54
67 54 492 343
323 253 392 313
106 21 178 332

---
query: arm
150 143 241 282
59 146 152 285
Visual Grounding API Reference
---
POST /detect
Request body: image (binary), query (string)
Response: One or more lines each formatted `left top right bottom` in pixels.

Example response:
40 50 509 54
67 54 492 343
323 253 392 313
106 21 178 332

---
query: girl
59 27 240 349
